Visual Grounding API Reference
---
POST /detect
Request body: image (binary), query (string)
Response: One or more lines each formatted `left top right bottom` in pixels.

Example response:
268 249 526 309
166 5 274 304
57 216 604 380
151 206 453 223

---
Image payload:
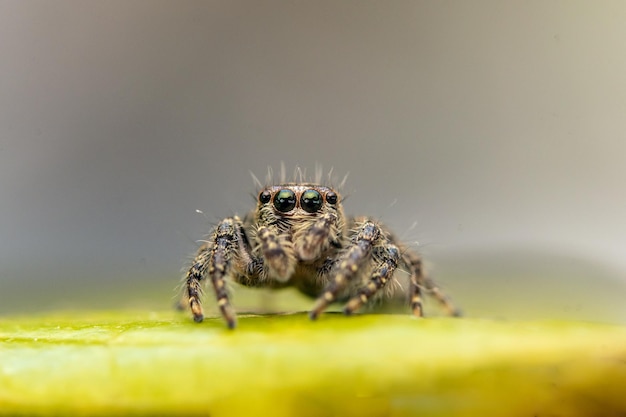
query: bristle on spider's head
254 164 346 190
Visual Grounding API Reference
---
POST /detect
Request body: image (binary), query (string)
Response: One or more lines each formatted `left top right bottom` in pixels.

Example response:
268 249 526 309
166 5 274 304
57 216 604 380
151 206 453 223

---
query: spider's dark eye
259 190 271 204
326 191 338 205
300 189 322 213
273 189 296 212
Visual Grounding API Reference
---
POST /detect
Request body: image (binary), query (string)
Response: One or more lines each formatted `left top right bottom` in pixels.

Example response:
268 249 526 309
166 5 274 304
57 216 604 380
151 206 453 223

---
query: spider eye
259 190 271 204
326 191 338 205
300 189 322 213
273 189 296 212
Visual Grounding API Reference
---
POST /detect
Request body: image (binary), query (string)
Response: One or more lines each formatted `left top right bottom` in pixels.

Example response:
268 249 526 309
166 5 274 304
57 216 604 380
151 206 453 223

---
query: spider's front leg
184 216 253 329
342 243 400 315
309 219 399 319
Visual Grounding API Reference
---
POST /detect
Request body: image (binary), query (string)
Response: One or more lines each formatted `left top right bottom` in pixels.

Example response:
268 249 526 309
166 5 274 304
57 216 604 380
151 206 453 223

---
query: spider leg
422 274 462 317
400 249 426 317
257 226 295 281
401 248 461 317
343 243 400 314
184 242 211 322
293 212 339 261
309 220 383 320
183 217 249 329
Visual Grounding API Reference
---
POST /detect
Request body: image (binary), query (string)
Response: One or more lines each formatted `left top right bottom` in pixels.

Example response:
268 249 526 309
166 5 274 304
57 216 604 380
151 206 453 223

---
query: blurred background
1 1 625 323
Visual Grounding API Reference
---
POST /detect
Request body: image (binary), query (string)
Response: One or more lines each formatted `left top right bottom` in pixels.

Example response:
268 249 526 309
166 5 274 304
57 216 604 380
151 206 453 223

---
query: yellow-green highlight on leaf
1 311 625 416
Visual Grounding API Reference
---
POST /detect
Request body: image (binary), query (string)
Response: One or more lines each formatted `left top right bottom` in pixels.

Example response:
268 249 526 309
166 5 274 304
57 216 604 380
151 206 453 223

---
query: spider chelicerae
181 169 460 329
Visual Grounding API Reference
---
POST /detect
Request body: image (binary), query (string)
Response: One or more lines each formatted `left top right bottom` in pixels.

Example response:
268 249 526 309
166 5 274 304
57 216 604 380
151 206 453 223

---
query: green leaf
1 311 625 416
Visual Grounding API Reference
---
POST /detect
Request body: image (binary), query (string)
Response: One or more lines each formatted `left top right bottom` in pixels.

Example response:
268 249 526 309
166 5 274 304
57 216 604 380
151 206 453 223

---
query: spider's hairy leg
184 242 211 322
183 217 246 329
293 212 338 261
309 220 382 320
423 274 462 317
257 226 295 281
401 249 426 317
402 247 461 317
343 243 401 315
209 218 241 328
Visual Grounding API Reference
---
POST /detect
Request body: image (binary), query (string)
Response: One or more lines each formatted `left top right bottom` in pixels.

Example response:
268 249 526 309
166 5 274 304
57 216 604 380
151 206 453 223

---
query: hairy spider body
182 179 459 329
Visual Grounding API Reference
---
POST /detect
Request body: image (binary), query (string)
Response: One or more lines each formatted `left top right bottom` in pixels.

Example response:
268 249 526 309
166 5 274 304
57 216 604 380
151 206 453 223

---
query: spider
181 170 460 329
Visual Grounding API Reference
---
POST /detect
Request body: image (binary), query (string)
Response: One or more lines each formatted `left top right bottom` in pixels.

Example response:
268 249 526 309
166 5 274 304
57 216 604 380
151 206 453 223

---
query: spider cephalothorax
182 177 459 329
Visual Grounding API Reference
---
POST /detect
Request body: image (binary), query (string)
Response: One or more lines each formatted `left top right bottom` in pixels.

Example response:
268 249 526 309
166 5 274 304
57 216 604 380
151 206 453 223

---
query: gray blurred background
2 1 625 323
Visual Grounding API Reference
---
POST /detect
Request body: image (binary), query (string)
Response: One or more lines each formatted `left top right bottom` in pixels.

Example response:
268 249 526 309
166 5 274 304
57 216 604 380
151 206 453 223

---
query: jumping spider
181 173 460 329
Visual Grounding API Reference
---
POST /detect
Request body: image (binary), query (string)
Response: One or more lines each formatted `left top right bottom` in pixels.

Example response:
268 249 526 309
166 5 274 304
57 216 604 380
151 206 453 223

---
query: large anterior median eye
300 189 322 213
273 189 296 212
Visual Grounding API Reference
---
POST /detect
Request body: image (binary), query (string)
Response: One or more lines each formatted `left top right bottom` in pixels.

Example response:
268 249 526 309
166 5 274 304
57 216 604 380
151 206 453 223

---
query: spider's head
255 182 346 264
257 183 341 220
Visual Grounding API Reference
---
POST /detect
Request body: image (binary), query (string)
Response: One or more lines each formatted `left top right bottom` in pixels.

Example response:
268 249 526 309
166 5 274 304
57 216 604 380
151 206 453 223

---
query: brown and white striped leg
343 244 400 314
257 226 295 281
423 275 462 317
402 248 461 317
183 217 251 329
185 243 211 322
409 280 425 317
402 250 426 317
309 220 381 320
293 212 338 261
207 219 240 329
